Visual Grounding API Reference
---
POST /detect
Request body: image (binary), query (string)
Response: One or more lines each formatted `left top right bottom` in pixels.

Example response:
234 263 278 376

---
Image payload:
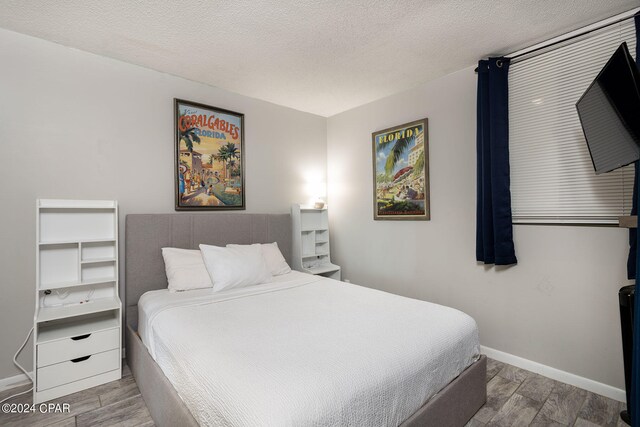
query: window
509 19 636 224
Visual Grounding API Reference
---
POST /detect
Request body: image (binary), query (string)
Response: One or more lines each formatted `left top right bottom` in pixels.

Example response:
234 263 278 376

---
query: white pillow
161 248 213 292
199 244 272 292
228 242 291 276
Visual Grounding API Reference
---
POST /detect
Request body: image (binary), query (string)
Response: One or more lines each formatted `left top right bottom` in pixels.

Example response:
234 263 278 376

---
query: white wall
0 28 326 380
327 66 629 390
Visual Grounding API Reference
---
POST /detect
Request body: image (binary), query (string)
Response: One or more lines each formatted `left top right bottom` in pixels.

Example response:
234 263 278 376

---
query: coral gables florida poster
372 118 430 220
174 99 245 210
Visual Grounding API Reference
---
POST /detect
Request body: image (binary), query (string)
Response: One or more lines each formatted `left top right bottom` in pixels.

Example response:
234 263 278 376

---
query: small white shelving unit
291 204 341 280
34 199 121 404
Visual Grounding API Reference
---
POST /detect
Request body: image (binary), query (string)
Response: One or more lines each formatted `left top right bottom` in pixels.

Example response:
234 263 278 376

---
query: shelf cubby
315 229 329 243
81 261 116 283
36 296 121 323
300 209 328 232
39 207 116 244
39 281 116 306
39 243 79 289
81 241 116 262
301 231 316 257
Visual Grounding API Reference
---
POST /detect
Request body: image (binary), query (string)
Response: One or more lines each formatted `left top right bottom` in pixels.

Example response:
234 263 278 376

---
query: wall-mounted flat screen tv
576 42 640 174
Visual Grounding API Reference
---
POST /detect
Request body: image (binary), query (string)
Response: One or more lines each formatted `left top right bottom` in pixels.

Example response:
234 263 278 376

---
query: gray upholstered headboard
125 213 292 328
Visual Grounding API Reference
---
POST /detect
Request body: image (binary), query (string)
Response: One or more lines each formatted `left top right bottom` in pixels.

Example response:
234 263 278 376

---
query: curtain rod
474 8 638 72
509 10 638 63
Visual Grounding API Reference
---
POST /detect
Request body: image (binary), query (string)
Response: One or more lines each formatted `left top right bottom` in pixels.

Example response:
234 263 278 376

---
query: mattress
138 271 480 427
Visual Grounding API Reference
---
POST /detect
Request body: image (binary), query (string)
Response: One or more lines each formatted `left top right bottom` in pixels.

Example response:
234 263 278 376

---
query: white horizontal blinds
509 20 637 224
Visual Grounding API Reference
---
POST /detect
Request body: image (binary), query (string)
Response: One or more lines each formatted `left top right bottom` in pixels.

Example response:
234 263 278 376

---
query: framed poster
175 99 245 210
372 118 429 220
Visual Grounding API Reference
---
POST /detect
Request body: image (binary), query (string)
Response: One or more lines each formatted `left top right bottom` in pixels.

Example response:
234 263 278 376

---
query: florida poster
372 119 430 220
175 99 245 210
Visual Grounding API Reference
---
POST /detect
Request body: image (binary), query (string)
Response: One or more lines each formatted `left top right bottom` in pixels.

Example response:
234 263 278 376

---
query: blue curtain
631 13 640 427
476 57 517 265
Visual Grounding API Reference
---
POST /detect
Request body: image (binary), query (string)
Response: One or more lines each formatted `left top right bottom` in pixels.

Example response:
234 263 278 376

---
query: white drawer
37 348 120 391
38 328 119 367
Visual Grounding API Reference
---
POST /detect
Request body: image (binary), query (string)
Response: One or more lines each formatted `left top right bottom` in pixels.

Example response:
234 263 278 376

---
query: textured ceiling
0 1 637 116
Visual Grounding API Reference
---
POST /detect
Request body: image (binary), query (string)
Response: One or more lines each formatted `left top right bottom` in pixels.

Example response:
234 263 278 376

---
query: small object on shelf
291 203 341 280
34 199 122 404
313 199 325 209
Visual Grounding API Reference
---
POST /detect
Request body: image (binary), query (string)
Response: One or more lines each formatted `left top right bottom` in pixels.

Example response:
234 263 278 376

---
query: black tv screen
576 42 640 174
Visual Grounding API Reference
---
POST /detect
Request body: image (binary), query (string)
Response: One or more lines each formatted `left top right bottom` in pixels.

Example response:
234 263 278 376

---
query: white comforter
139 271 480 427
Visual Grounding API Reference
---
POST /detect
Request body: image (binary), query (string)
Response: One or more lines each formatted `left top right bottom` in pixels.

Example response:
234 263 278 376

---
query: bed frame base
126 323 198 427
399 354 486 426
126 323 485 427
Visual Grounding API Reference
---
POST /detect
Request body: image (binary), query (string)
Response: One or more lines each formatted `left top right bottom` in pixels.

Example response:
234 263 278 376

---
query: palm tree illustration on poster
372 118 430 220
174 99 245 210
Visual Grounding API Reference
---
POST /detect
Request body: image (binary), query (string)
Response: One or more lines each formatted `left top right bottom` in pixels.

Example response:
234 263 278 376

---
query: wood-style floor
0 363 152 427
0 357 627 427
470 358 627 427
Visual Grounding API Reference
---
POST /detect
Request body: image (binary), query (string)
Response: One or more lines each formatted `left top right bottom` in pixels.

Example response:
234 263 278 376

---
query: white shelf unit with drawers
291 204 341 280
34 199 121 404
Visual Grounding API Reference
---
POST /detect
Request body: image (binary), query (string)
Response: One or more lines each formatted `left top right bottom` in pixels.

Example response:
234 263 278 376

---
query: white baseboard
0 371 33 393
481 346 626 402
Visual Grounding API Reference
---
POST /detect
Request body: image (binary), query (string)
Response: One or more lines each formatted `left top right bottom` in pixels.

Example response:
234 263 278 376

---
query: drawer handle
71 334 91 341
70 355 91 363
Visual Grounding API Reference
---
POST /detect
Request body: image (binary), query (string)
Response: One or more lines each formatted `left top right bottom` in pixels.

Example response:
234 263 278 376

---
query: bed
125 213 486 427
